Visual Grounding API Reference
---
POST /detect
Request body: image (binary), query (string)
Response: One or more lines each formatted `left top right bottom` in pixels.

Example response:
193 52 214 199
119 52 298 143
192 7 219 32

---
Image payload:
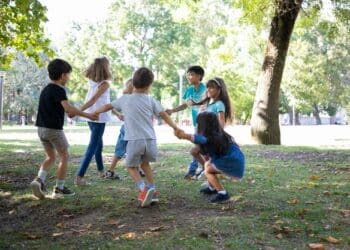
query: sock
148 183 155 190
208 185 215 191
218 190 227 195
56 179 65 190
137 180 145 191
38 169 48 182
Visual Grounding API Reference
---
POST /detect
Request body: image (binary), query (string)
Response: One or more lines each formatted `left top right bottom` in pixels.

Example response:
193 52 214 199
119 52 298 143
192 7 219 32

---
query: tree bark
313 104 322 125
251 0 302 144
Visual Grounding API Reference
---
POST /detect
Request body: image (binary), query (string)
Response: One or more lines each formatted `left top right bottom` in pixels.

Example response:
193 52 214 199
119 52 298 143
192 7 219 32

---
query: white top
84 80 111 123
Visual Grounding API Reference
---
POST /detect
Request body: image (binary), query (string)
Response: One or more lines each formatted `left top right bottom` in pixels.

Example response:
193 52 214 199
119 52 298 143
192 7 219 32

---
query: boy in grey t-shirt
95 67 180 207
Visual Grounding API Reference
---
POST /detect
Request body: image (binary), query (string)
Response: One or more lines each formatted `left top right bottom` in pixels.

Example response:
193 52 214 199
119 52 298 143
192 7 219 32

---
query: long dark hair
196 112 234 156
192 77 232 123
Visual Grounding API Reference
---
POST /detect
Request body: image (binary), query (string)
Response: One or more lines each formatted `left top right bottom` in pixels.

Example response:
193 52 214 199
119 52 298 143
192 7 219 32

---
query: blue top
193 134 245 178
206 100 225 116
182 83 206 127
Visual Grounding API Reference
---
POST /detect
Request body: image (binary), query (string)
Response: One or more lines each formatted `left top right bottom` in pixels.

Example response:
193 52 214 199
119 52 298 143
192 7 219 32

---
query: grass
0 134 349 249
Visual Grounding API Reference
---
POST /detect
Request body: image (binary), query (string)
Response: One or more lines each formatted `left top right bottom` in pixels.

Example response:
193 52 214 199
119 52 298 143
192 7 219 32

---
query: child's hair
85 57 112 82
192 77 232 123
133 67 154 89
196 112 234 156
48 59 72 80
187 65 205 81
123 78 133 94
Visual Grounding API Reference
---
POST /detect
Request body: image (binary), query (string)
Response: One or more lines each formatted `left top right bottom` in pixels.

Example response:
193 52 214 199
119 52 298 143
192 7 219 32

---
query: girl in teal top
193 77 232 128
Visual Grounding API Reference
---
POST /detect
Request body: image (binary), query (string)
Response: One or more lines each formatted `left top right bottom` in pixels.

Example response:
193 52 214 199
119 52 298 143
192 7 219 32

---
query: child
191 77 232 179
104 78 133 180
30 58 98 199
175 112 245 203
165 66 206 179
74 57 112 186
95 67 181 207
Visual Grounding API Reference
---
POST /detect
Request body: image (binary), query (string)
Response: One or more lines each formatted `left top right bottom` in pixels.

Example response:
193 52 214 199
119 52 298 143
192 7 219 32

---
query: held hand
118 114 125 121
68 113 75 118
89 112 99 121
174 128 185 139
165 109 173 115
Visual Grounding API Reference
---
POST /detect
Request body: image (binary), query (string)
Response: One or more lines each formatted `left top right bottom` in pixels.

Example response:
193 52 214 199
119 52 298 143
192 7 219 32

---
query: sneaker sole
141 188 154 207
30 181 45 200
51 192 76 199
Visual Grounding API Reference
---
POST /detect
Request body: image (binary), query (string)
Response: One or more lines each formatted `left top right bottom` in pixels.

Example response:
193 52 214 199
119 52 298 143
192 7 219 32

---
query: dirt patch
252 150 350 164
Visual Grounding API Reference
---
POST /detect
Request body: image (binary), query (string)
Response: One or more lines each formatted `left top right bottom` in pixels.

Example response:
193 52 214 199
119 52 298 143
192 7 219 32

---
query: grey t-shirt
111 93 164 140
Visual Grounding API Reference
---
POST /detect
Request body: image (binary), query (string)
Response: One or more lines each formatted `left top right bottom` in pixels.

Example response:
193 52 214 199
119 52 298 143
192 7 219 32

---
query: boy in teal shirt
166 66 206 179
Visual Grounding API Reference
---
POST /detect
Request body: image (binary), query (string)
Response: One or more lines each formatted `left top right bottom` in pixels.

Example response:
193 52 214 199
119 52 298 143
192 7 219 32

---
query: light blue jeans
77 122 105 177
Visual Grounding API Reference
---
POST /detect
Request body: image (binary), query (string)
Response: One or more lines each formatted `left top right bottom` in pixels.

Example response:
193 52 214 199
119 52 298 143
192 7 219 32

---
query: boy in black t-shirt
31 59 98 199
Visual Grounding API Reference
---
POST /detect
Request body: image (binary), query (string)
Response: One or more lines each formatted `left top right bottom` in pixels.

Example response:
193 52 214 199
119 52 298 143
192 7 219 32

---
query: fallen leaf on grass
107 219 118 225
121 232 137 239
275 233 283 239
22 232 40 240
287 199 299 205
118 224 126 229
341 209 350 217
8 209 16 215
56 223 66 228
274 220 284 224
297 208 308 217
322 191 331 196
308 243 325 250
323 236 340 244
52 232 64 237
310 175 319 180
63 214 74 219
149 226 163 232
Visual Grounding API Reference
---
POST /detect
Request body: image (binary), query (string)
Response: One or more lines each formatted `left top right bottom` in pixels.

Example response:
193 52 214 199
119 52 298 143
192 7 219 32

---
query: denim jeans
114 124 127 159
187 157 199 174
77 122 106 177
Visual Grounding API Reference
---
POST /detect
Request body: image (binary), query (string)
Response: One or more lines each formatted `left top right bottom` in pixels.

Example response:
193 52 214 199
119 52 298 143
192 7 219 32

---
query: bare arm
80 82 109 111
159 111 181 131
61 100 98 120
95 103 114 114
165 103 189 115
174 129 193 142
112 109 124 121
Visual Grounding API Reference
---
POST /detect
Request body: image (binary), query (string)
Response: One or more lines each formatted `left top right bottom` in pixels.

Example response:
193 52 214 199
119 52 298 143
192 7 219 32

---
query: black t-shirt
35 83 68 130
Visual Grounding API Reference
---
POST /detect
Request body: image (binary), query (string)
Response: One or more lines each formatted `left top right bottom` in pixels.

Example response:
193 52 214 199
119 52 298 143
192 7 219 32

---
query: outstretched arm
95 103 114 114
165 100 192 115
80 82 110 111
61 100 98 120
159 111 180 131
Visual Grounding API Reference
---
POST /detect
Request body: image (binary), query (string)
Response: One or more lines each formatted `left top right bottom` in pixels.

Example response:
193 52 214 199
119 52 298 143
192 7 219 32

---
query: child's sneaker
52 186 75 199
151 191 159 203
30 177 46 199
104 170 120 180
74 177 91 186
184 170 195 180
138 187 154 207
200 187 217 195
210 192 230 203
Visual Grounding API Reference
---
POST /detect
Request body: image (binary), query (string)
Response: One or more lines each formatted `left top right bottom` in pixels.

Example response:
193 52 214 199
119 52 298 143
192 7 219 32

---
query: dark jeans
77 122 105 177
187 157 199 174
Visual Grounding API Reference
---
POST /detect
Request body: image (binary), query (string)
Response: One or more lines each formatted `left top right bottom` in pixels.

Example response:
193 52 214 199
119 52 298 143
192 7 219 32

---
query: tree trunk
295 111 301 125
313 104 322 125
251 0 302 144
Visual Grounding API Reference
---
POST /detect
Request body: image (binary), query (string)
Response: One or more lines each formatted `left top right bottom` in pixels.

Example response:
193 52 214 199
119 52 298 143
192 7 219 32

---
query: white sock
56 179 65 190
38 169 48 182
218 190 227 195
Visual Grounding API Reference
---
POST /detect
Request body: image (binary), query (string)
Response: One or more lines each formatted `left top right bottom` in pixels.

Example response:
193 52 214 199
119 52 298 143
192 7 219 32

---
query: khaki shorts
125 139 157 167
37 127 69 151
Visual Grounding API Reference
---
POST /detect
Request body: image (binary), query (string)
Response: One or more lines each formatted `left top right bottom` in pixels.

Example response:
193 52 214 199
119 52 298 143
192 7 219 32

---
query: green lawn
0 135 349 249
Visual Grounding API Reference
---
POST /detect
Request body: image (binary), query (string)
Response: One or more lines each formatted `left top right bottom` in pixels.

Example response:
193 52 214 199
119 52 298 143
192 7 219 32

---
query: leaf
287 199 299 204
341 209 350 217
310 175 319 180
22 232 40 240
275 233 283 239
308 243 325 250
121 232 137 239
323 236 340 244
107 219 118 225
52 232 64 237
149 226 163 232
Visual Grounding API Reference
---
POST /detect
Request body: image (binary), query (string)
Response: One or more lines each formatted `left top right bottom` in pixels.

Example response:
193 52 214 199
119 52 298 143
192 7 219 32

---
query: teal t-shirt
206 100 225 116
182 83 206 126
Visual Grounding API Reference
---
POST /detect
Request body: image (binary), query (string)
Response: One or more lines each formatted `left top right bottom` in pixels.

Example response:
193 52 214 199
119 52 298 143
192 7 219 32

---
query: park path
1 125 350 149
